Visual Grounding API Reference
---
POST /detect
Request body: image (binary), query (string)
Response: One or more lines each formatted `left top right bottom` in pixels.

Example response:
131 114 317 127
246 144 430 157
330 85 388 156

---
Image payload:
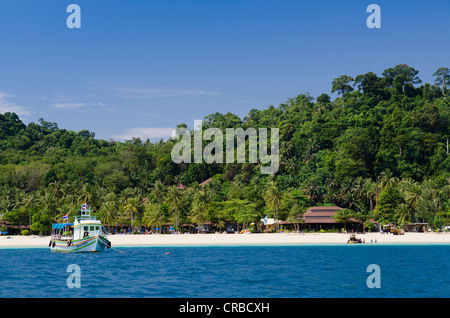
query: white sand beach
1 232 449 249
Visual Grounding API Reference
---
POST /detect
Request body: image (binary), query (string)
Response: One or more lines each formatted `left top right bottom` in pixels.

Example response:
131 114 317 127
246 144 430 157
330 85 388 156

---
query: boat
347 233 363 244
49 204 111 252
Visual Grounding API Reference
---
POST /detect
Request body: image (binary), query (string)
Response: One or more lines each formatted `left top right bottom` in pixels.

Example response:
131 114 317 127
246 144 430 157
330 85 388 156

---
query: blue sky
0 0 449 141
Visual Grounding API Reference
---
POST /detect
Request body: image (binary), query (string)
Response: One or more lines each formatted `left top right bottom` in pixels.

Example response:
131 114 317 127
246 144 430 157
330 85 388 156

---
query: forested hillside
1 64 449 234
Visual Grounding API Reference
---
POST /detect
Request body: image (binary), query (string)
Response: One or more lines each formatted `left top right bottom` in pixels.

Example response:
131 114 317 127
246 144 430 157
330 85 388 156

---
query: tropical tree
286 201 304 232
379 169 399 189
433 67 450 95
332 208 354 232
233 201 258 230
302 138 318 172
264 180 282 232
98 200 118 233
383 64 421 93
190 190 211 232
416 187 442 227
331 75 354 107
351 176 366 210
165 185 184 232
152 180 166 207
363 178 376 213
228 179 244 200
303 178 322 204
123 197 141 233
398 179 421 222
20 193 37 232
78 183 97 207
143 202 165 232
36 191 58 219
395 203 412 227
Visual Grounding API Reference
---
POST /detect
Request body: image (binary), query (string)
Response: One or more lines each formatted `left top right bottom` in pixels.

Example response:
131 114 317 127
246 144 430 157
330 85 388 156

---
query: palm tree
0 190 16 219
20 193 36 232
78 183 97 207
151 180 167 222
302 138 318 173
98 200 118 233
379 169 399 189
228 179 244 200
123 197 141 233
325 177 340 204
351 176 366 209
152 180 166 206
191 190 211 233
395 203 412 227
303 178 322 203
264 180 282 233
363 178 376 214
399 179 421 223
416 187 442 226
36 191 58 219
48 181 64 205
143 202 165 232
165 185 184 232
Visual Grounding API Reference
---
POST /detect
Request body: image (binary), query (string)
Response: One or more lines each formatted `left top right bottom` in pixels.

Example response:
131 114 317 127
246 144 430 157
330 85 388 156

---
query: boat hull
50 235 111 253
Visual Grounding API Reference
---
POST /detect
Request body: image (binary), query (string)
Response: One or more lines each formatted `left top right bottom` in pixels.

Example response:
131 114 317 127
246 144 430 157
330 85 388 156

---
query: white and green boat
49 205 111 253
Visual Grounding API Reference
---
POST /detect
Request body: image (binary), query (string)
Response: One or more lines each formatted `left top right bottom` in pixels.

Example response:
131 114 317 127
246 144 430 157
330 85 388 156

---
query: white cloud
49 101 117 112
113 127 175 141
140 112 160 117
50 102 87 109
111 86 222 99
0 92 32 116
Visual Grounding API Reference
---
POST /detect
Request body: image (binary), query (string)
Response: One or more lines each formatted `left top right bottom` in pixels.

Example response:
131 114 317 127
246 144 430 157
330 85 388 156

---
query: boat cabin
73 208 106 240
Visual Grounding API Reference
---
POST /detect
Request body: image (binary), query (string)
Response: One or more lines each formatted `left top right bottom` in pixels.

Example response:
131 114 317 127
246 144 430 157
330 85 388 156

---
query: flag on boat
63 214 68 221
82 203 87 210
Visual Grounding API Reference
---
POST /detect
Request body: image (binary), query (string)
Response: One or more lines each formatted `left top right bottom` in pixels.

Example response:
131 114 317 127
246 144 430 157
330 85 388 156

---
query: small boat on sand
347 233 364 244
49 204 111 253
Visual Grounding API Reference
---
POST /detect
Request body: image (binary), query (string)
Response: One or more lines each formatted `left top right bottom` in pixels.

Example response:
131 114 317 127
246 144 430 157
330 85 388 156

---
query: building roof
199 178 212 187
302 206 361 224
0 220 30 230
306 206 343 213
304 206 342 220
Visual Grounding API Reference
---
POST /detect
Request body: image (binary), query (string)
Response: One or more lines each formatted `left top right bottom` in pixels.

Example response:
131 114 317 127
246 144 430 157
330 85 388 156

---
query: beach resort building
261 206 363 233
302 206 362 231
0 220 30 235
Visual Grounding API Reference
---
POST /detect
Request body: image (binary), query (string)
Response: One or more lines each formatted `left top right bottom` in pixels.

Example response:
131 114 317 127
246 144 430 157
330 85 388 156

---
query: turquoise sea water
0 245 448 298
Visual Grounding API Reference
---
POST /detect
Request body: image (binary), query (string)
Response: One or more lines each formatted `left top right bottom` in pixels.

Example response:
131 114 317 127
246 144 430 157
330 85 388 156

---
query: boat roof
75 219 101 224
52 223 74 229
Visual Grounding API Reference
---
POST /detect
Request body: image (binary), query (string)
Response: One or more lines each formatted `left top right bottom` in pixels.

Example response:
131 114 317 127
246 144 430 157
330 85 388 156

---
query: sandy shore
0 232 449 248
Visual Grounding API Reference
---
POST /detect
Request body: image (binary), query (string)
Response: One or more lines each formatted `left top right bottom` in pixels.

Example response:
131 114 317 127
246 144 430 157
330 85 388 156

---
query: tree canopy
1 64 449 233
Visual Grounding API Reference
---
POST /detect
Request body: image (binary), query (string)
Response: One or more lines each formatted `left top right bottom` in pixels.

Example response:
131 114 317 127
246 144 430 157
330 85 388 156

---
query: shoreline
1 232 450 249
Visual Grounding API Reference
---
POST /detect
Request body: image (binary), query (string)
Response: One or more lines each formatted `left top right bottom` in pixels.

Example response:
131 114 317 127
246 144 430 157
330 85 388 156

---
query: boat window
90 226 94 231
84 226 88 231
